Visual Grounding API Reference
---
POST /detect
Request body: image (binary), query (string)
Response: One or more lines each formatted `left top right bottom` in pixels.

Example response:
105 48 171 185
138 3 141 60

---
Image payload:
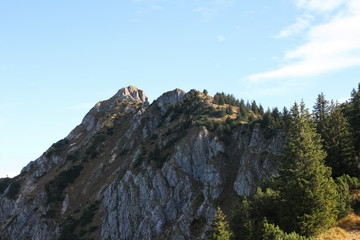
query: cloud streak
248 0 360 81
273 15 313 38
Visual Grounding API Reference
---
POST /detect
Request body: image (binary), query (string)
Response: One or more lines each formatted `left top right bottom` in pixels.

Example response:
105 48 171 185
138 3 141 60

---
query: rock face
0 86 284 240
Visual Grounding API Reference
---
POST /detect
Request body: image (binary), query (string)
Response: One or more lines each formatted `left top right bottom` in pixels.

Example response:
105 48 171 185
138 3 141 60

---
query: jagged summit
113 86 148 104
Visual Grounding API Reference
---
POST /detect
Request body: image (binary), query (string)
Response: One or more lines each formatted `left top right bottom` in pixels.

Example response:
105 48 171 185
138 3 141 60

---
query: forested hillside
214 83 360 240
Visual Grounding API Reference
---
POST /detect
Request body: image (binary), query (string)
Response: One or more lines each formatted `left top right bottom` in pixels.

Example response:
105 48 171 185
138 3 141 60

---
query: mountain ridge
0 86 283 240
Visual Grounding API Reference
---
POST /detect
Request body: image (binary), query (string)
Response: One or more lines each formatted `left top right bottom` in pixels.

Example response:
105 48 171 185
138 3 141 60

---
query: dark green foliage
261 218 313 240
148 144 168 168
251 101 259 115
213 92 241 106
345 83 360 153
119 148 129 156
248 114 256 122
322 105 357 177
45 209 56 218
150 133 158 140
106 126 114 135
282 107 292 129
203 89 208 95
0 177 12 195
59 216 80 240
273 102 339 236
335 175 356 218
261 110 276 139
218 95 225 105
205 107 227 118
45 165 84 203
45 139 69 157
209 207 232 240
231 197 257 240
66 150 80 163
5 180 21 199
164 91 203 121
259 104 264 115
88 226 99 233
80 201 100 226
313 93 330 134
238 103 249 121
190 216 206 236
85 132 106 159
226 105 233 115
335 175 360 213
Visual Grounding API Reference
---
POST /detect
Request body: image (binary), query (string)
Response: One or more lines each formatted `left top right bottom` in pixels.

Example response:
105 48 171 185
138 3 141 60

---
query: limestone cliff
0 86 283 240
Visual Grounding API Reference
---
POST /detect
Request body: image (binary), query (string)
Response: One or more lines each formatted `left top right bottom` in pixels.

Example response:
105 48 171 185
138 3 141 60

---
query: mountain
0 86 283 240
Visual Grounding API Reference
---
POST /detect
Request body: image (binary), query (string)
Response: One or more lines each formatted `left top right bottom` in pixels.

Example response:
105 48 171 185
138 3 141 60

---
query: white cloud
152 5 163 11
273 15 313 38
337 97 351 103
216 35 225 42
296 0 347 12
193 0 236 18
248 0 360 81
193 7 213 18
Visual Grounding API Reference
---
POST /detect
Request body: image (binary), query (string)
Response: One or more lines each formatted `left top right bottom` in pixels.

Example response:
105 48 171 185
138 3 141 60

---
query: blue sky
1 0 360 177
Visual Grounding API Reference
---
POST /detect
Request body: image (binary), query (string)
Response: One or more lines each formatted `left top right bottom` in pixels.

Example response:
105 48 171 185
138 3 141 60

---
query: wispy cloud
273 15 313 38
216 35 225 42
152 5 163 11
193 7 213 18
296 0 347 12
193 0 236 18
247 0 360 81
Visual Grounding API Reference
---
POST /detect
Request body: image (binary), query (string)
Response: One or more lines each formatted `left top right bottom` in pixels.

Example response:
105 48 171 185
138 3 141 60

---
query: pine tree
219 95 225 105
347 84 360 154
231 197 254 240
259 104 265 115
210 207 232 240
313 93 330 135
226 105 233 115
274 102 339 236
322 104 356 177
282 107 292 129
261 109 273 129
252 101 259 115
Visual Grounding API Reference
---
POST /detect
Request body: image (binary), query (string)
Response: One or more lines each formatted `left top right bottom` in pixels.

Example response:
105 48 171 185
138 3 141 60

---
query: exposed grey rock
156 88 186 115
233 125 283 195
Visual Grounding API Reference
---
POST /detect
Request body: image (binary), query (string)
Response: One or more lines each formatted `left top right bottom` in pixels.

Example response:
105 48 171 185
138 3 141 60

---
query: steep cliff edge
0 86 283 240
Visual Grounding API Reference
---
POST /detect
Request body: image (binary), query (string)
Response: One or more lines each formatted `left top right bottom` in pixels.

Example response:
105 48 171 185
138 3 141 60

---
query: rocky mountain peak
114 86 148 104
156 88 186 114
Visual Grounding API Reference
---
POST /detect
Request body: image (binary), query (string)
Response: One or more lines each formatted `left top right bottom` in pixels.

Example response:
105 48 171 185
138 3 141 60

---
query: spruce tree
252 101 259 115
347 84 360 154
219 95 225 105
259 104 265 115
313 93 329 135
322 104 356 177
274 102 339 236
210 207 232 240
